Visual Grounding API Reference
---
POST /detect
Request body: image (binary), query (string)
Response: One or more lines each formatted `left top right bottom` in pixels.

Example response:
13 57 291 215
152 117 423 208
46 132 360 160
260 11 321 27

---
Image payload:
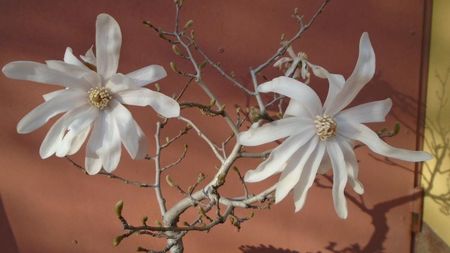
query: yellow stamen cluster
314 114 337 141
88 87 112 110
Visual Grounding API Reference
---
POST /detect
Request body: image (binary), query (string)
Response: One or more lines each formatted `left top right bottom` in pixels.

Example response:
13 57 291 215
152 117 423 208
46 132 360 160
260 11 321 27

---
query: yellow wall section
422 0 450 246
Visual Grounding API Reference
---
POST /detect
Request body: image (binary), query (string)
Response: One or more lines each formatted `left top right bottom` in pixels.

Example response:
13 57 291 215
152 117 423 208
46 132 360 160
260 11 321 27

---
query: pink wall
0 0 429 252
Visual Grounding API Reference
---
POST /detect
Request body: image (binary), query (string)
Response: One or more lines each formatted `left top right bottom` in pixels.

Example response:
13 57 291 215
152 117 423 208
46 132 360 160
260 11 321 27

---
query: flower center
88 87 112 110
314 114 337 141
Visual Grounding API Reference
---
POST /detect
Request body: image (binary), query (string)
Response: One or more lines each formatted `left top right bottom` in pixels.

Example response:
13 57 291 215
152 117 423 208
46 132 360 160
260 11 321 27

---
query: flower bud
170 62 178 73
172 45 181 56
113 234 125 247
114 200 124 217
184 20 194 29
166 175 176 187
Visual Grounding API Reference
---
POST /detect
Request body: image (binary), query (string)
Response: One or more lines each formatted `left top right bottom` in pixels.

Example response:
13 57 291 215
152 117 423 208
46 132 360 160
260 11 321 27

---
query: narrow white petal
273 57 292 68
42 89 66 101
126 65 167 87
109 100 148 159
325 33 376 116
338 137 364 195
275 137 319 203
300 61 308 79
39 105 90 158
318 154 331 174
308 64 346 110
337 98 392 124
257 76 322 116
116 87 180 118
56 107 98 157
80 46 97 66
105 73 138 93
285 58 301 77
244 130 316 183
238 117 314 146
293 142 326 212
17 89 87 134
287 46 297 58
326 140 349 219
46 60 100 89
67 124 91 155
64 47 89 68
96 13 121 79
284 99 305 117
99 112 121 172
339 122 433 162
3 61 92 89
85 114 106 175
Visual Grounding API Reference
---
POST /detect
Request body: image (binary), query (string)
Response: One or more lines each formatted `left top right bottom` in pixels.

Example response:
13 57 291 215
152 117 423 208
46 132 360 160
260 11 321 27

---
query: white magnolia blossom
2 13 180 175
239 33 432 219
273 45 309 80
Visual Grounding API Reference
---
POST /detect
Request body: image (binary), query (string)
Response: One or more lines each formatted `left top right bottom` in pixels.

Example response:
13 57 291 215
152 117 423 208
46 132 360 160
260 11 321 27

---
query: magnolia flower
238 33 432 219
273 45 309 80
2 13 180 175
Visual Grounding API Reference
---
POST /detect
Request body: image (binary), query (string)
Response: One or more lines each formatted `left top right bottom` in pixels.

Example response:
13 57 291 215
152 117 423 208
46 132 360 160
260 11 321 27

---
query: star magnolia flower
2 13 180 175
238 33 432 219
273 45 309 80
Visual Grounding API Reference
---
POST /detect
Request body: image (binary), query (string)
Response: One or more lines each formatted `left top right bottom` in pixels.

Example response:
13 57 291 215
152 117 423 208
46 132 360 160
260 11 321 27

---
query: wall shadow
239 180 421 253
0 195 19 253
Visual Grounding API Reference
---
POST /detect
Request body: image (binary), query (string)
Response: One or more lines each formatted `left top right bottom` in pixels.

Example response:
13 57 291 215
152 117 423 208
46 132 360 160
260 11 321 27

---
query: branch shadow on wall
0 195 19 253
239 188 421 253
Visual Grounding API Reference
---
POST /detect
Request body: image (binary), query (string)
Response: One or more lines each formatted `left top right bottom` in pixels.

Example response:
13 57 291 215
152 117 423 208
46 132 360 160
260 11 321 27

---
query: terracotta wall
0 0 430 252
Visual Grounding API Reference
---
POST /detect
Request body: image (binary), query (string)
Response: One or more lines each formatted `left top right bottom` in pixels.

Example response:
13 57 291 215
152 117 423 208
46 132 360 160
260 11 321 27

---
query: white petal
46 60 99 87
338 137 364 195
105 73 138 93
99 112 121 172
293 142 326 212
325 33 376 116
309 64 346 110
326 139 349 219
273 57 292 68
339 122 432 162
39 105 91 158
85 113 106 175
116 87 180 118
126 65 167 87
258 76 322 117
43 89 66 101
300 61 308 79
238 117 314 146
64 47 88 68
275 137 319 203
284 99 310 118
3 61 92 90
56 107 98 157
337 98 392 124
17 89 87 134
67 125 91 155
96 13 121 79
285 58 301 77
80 46 97 66
286 46 297 58
244 129 316 183
318 153 331 174
109 100 148 159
